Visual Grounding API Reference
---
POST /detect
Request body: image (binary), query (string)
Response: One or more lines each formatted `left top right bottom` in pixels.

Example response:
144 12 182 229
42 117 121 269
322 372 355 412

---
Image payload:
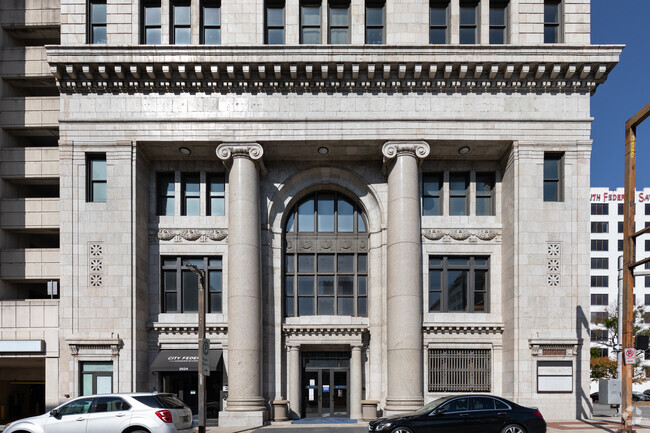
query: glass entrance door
302 367 348 418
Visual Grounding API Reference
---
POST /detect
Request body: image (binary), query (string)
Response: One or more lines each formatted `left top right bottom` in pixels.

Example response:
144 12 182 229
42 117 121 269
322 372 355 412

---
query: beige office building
1 0 621 426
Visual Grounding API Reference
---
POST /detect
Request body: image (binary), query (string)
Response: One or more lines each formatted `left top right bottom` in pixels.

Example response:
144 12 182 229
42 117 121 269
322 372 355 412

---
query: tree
590 303 650 383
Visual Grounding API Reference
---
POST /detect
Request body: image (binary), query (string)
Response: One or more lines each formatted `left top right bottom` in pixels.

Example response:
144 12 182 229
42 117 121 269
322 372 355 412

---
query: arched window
284 191 368 317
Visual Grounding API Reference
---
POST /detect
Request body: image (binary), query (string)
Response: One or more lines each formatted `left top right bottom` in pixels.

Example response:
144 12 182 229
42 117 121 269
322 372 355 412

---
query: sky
590 0 650 189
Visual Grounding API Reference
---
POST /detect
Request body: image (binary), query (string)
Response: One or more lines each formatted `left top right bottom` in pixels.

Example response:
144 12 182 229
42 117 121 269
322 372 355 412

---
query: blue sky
590 0 650 189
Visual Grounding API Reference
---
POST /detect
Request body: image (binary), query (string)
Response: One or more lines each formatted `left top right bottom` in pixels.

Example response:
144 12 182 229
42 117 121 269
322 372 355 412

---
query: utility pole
620 102 650 433
187 264 208 433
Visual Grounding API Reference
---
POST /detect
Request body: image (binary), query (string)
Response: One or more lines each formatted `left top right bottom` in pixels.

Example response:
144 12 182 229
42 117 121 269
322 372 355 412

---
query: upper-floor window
591 276 609 288
590 239 608 252
489 0 508 44
591 311 607 324
429 0 449 44
591 293 608 306
476 173 495 216
543 152 563 202
181 173 200 216
618 239 623 252
208 173 225 216
429 256 489 313
449 172 469 216
618 221 624 233
142 1 162 44
162 257 222 313
157 173 175 216
591 221 609 234
301 0 321 44
365 0 385 44
618 203 624 215
89 0 107 44
591 257 608 270
329 0 350 43
266 0 285 44
201 0 221 44
423 173 443 216
172 1 191 44
646 203 650 215
544 0 561 43
591 203 608 215
157 171 226 217
87 153 107 203
459 0 478 44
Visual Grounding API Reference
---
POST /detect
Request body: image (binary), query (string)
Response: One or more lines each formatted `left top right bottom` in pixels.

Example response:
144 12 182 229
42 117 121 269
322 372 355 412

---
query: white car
3 393 194 433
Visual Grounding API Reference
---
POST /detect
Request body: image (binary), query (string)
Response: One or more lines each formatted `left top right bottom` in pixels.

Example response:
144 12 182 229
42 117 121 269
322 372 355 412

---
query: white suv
3 393 194 433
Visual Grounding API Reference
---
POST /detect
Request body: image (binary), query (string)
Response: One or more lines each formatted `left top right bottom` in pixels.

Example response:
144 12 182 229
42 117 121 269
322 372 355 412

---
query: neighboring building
589 187 650 384
0 0 622 426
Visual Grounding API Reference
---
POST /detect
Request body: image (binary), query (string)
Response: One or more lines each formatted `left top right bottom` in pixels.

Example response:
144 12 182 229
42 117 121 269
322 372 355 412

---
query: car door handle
497 412 507 415
76 417 85 421
115 413 126 417
460 413 469 417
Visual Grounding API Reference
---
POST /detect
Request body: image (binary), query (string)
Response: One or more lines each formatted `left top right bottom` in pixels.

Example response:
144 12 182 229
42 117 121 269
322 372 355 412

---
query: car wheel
391 428 414 433
501 424 527 433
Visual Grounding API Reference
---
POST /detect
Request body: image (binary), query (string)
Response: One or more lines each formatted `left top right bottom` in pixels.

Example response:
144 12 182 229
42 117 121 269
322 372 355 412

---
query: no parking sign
624 348 636 365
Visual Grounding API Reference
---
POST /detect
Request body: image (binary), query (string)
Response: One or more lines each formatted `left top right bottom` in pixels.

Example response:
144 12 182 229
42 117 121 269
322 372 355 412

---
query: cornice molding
46 45 622 95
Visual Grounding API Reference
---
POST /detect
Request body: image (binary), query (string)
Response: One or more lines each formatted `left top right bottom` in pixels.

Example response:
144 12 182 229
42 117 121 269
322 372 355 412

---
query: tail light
533 410 544 420
156 410 173 423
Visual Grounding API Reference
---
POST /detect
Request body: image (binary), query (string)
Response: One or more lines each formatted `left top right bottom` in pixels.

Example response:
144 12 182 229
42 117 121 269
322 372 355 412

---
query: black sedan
368 395 546 433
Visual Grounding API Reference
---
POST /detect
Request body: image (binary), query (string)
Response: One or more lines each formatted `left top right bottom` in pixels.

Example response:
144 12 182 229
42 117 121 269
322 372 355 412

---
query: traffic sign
624 347 636 365
202 338 210 376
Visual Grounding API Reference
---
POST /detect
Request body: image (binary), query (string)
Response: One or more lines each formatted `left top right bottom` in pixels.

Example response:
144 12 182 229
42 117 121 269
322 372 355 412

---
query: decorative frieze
530 339 579 357
422 229 501 243
285 236 368 253
283 324 368 339
423 324 505 335
154 229 228 243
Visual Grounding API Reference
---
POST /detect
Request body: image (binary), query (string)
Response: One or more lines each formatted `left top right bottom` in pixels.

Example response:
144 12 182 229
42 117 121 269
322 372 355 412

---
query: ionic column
381 141 430 414
350 344 363 420
288 344 301 418
216 143 266 419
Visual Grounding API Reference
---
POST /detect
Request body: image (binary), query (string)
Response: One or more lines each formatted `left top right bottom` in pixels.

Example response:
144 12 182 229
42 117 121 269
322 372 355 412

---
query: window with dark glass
591 311 607 323
284 191 368 317
618 221 624 233
543 153 563 202
590 239 608 252
208 173 225 216
429 0 449 44
646 203 650 215
171 1 191 44
181 173 200 216
142 1 162 44
329 0 350 43
301 0 321 43
459 0 478 44
618 239 623 252
590 258 608 270
647 239 650 251
89 0 107 44
429 256 489 313
591 329 607 342
618 202 624 215
86 153 107 203
591 203 608 215
201 0 221 44
266 0 285 44
476 173 495 216
449 172 469 215
591 294 608 305
365 0 385 44
544 0 561 43
591 276 608 288
162 257 222 313
423 173 442 216
157 173 175 216
646 275 650 288
591 221 608 233
489 0 507 44
593 347 608 357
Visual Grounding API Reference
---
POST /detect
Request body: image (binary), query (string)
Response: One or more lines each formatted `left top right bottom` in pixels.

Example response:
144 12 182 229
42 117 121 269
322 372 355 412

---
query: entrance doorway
302 352 349 418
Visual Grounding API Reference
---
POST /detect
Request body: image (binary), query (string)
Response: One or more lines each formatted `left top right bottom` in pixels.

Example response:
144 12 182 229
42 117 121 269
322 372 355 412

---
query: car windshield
413 397 448 415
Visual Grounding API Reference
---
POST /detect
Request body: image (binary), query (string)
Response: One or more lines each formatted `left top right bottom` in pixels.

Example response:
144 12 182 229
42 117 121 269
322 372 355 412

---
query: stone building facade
1 0 622 426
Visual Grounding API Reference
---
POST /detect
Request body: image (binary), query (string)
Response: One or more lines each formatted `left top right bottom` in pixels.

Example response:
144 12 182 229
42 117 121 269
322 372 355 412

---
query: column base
384 397 423 416
218 410 267 427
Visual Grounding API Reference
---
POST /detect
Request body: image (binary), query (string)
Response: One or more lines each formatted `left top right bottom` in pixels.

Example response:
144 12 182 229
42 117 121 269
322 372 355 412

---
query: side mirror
50 409 60 417
431 407 447 416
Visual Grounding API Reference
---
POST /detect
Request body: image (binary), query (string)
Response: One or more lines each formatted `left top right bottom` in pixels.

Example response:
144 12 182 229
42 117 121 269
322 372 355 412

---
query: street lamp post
187 264 207 433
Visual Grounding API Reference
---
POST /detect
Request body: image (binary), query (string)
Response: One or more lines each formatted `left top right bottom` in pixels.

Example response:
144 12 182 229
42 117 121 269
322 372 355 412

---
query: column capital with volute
381 141 430 174
216 142 267 175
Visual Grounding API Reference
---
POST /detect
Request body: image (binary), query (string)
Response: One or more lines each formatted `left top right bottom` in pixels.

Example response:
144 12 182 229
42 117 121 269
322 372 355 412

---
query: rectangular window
544 0 561 43
162 257 222 313
449 172 469 215
266 0 285 44
646 203 650 215
590 258 608 270
365 0 385 44
428 349 491 392
182 173 200 216
590 239 608 252
142 1 162 44
646 275 650 288
590 221 609 233
89 0 107 44
591 294 608 305
618 239 623 252
593 347 608 358
489 0 507 44
590 329 607 342
423 173 442 216
618 221 624 233
208 173 225 216
646 239 650 251
171 1 191 44
476 172 495 216
201 0 221 44
590 203 608 215
329 0 350 43
157 173 175 216
591 311 607 324
543 153 563 202
86 154 107 203
618 203 624 215
429 256 489 313
429 0 449 44
645 294 650 305
81 361 113 395
301 0 321 44
459 0 478 44
590 276 609 288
